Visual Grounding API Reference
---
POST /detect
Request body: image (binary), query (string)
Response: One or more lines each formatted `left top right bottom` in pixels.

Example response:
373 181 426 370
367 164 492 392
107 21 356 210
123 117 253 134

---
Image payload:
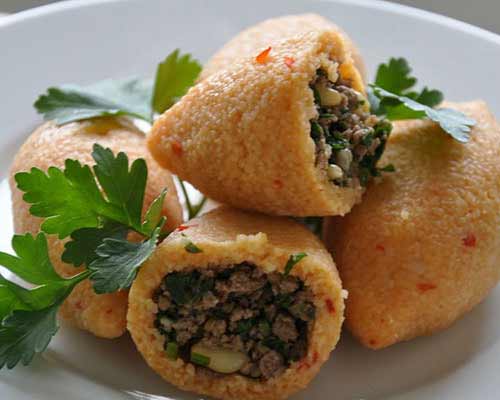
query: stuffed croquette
149 30 390 216
199 13 367 82
128 207 345 400
324 101 500 349
9 117 183 339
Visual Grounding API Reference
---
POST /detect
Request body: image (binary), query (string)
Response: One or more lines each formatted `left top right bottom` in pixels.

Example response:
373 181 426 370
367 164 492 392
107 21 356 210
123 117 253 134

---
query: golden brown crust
149 30 365 217
324 101 500 349
128 207 344 400
200 13 367 83
9 118 183 338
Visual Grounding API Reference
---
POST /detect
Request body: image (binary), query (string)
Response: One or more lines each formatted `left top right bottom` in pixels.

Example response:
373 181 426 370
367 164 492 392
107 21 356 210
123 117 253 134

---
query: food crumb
256 46 272 64
462 233 477 248
401 209 410 220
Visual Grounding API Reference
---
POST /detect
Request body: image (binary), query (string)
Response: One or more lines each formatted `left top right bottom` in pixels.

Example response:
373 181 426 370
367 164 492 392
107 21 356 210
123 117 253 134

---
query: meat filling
153 262 316 380
310 68 391 187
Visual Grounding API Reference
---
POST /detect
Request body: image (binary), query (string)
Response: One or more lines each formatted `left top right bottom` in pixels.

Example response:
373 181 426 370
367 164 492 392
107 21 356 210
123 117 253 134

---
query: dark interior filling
153 262 316 380
310 68 391 187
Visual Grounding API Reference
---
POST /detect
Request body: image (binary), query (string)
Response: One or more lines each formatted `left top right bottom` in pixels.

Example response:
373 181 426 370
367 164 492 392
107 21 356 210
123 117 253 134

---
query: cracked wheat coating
128 207 344 400
199 13 367 82
9 117 183 339
324 101 500 349
149 29 389 217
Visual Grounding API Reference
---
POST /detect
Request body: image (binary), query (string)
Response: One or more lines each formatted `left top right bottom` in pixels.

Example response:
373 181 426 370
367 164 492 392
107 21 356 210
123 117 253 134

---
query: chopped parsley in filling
153 262 316 380
310 68 391 187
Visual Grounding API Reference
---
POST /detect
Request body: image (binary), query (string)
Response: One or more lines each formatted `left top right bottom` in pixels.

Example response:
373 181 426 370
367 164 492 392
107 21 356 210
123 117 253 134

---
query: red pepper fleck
417 282 437 293
375 244 385 252
105 309 113 315
75 301 83 310
369 339 377 347
298 361 311 371
171 140 183 156
462 233 476 248
284 56 295 68
312 351 319 363
256 46 272 64
273 179 283 189
177 224 197 232
325 298 335 314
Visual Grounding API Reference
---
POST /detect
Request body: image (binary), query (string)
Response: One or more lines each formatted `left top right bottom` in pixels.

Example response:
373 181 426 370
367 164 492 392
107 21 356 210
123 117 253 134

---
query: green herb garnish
34 78 154 124
152 49 202 114
165 342 179 360
34 49 202 125
164 271 213 305
177 178 207 220
15 144 167 295
258 320 271 337
1 145 169 370
379 164 396 173
369 57 475 142
284 253 307 275
191 352 210 367
181 234 203 254
0 233 90 369
236 318 255 335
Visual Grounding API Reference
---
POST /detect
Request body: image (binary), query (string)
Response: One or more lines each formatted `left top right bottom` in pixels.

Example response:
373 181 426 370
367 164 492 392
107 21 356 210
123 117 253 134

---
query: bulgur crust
9 117 183 339
324 101 500 349
149 30 366 217
199 13 367 82
128 207 344 400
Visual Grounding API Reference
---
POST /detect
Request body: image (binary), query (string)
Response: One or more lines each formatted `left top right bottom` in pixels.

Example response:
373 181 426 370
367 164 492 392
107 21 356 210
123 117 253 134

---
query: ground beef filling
310 68 391 187
153 263 316 380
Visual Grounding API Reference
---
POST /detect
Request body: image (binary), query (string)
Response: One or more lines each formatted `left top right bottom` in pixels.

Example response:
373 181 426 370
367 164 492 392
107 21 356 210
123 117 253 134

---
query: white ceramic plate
1 0 500 399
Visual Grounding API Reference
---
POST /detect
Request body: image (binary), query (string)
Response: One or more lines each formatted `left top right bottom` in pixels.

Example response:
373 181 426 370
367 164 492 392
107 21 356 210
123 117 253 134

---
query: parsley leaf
0 233 90 369
91 144 148 232
141 189 168 235
152 49 202 114
34 49 201 126
369 57 475 142
284 253 307 275
374 57 416 95
62 223 128 267
15 144 151 238
0 285 28 319
34 77 153 124
371 86 476 142
88 223 164 294
0 305 59 369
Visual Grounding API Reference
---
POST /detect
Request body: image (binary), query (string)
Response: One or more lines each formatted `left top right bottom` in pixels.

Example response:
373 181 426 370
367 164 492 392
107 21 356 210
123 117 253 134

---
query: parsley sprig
1 145 168 369
369 57 475 142
16 144 167 292
0 233 90 369
1 48 206 371
34 49 201 125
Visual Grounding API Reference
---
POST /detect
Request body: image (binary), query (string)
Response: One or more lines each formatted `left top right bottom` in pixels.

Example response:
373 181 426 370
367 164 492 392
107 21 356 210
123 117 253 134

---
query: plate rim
1 0 500 47
1 1 500 399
